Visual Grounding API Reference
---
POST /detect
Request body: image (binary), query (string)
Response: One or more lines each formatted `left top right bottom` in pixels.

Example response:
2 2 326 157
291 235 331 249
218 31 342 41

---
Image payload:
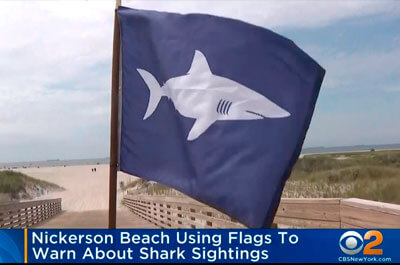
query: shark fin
188 50 212 75
187 117 216 141
137 69 163 120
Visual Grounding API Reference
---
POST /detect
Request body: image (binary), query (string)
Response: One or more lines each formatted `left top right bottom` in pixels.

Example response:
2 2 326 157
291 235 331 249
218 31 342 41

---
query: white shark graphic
137 50 291 141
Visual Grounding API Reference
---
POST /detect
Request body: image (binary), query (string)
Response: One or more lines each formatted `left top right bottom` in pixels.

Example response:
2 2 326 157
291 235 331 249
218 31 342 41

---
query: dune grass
286 150 400 203
0 170 62 200
122 150 400 204
121 178 177 195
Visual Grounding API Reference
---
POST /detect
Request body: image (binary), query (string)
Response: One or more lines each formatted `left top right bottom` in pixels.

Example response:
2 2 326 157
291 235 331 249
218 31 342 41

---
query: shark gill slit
226 101 232 115
219 99 226 114
222 100 230 114
218 99 226 114
216 100 223 114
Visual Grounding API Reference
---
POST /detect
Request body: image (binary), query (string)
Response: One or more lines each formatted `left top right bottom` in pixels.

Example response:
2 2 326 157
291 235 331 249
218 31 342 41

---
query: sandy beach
18 164 138 212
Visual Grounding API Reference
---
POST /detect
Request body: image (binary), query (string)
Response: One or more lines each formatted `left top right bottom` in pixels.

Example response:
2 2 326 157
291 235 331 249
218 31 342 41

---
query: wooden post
108 0 121 229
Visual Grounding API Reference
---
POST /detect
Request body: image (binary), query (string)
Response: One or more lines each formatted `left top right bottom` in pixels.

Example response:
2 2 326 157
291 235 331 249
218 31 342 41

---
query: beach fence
0 198 62 228
123 194 245 228
123 195 400 228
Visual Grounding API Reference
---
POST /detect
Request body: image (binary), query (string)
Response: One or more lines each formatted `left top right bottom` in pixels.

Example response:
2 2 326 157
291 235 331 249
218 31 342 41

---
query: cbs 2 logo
339 230 383 255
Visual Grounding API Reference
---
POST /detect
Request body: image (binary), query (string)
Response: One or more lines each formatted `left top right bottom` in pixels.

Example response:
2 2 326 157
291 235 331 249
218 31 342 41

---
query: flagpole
108 0 121 229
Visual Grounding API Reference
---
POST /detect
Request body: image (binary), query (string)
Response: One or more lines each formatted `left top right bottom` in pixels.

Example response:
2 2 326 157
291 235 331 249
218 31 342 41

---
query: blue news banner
1 229 399 263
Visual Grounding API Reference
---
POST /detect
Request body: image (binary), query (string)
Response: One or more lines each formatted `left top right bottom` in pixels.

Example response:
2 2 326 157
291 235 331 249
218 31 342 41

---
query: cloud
0 1 115 162
124 0 399 29
0 0 398 161
319 47 400 93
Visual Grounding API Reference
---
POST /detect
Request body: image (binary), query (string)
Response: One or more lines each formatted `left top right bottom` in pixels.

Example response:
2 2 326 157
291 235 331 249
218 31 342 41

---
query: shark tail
137 69 164 120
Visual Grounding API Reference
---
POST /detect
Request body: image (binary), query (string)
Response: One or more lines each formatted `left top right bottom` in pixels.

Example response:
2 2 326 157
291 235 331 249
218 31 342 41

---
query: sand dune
18 164 138 212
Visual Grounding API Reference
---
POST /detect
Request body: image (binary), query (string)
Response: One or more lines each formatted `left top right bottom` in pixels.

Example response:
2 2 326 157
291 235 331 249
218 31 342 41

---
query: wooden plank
0 198 61 212
273 216 340 228
127 198 237 228
340 204 400 228
130 195 205 207
124 197 245 228
125 199 208 228
276 200 340 221
152 200 243 228
132 195 235 221
125 201 183 228
126 202 186 228
0 199 61 228
280 198 341 204
341 222 364 229
126 196 340 228
125 196 400 229
341 198 400 216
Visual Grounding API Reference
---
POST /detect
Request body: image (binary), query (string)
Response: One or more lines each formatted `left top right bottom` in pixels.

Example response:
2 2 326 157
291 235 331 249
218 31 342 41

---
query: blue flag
118 7 325 227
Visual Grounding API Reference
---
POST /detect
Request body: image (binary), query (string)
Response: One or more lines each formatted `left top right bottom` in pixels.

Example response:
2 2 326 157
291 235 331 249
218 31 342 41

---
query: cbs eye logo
339 230 383 255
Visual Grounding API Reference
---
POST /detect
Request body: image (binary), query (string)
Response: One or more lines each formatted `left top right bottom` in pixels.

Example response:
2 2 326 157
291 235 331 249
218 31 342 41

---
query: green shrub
285 150 400 204
0 170 62 199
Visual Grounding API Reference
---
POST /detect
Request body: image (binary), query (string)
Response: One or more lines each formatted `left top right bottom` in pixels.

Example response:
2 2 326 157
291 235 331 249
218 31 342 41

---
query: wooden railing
0 198 62 228
123 195 400 228
123 195 245 228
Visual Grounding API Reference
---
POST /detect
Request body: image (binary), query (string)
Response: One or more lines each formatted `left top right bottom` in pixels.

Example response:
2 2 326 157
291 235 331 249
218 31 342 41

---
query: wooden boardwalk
5 196 399 229
33 209 157 228
124 195 400 229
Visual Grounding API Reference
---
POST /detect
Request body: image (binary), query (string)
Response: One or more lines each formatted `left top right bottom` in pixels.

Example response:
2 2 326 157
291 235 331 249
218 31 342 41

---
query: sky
0 0 399 162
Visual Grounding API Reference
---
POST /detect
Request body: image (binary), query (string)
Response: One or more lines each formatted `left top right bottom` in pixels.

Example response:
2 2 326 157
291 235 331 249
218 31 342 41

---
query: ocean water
1 143 399 169
0 158 109 169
